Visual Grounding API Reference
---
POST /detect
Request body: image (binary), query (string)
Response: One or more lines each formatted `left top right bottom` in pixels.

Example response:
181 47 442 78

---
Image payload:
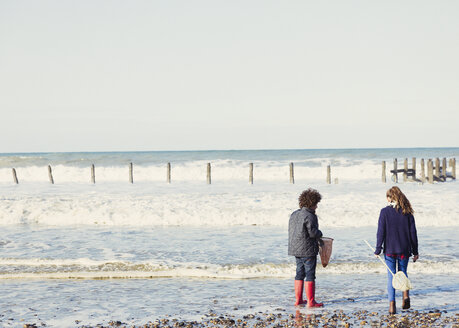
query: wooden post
12 168 19 184
452 158 456 179
393 158 398 183
420 159 425 183
435 158 440 181
403 158 408 182
167 163 171 183
249 163 253 184
91 164 95 184
290 162 294 184
381 161 386 183
129 162 133 184
442 158 447 181
207 163 211 184
412 157 416 181
326 165 331 184
48 165 54 184
427 159 433 183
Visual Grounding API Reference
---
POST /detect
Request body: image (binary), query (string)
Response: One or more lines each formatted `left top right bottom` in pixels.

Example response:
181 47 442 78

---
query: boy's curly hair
298 188 322 209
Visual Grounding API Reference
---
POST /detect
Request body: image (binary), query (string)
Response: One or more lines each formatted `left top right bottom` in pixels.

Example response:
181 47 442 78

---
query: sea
0 148 458 327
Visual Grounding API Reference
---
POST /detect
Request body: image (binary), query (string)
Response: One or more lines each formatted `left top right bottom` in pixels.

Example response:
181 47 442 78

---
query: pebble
10 308 459 328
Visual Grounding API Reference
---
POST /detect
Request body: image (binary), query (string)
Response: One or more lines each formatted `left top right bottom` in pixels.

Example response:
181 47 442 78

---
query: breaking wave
1 258 457 280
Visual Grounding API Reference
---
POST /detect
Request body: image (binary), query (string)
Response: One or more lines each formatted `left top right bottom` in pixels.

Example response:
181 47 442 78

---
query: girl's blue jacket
375 206 419 256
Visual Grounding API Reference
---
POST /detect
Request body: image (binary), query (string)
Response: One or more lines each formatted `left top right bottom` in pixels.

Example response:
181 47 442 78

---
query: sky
0 0 458 152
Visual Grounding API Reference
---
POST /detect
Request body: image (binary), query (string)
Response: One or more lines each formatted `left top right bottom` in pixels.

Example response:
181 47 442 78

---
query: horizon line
1 146 459 155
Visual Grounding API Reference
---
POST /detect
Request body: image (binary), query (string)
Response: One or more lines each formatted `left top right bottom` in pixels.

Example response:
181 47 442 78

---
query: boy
288 188 324 307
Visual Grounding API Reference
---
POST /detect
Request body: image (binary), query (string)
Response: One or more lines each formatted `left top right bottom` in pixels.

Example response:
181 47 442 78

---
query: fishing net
364 239 413 291
392 271 412 291
319 237 334 268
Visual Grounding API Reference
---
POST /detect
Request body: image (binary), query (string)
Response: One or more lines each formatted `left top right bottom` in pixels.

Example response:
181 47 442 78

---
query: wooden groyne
289 162 294 184
48 165 54 184
382 157 456 184
129 162 134 184
167 163 171 184
12 168 18 184
91 164 95 184
207 163 211 184
8 157 456 185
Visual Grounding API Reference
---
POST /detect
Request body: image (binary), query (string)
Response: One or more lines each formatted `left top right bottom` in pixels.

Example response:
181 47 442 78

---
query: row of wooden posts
382 157 456 184
9 158 456 185
10 163 294 185
10 162 308 185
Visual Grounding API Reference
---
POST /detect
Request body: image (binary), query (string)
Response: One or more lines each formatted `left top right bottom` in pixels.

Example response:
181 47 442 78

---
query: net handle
364 239 396 277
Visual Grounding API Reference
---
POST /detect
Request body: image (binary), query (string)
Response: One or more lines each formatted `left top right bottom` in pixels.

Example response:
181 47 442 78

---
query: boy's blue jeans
295 256 317 281
385 255 409 301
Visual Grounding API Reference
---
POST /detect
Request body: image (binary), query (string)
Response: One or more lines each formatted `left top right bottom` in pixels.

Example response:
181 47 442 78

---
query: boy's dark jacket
288 207 323 257
375 206 419 256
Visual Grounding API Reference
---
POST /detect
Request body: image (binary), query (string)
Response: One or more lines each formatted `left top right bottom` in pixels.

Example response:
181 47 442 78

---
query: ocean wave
1 186 458 227
0 258 457 280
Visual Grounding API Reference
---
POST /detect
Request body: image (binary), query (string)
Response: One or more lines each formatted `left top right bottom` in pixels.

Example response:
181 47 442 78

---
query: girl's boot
402 291 410 309
389 301 396 314
294 280 305 305
305 281 323 307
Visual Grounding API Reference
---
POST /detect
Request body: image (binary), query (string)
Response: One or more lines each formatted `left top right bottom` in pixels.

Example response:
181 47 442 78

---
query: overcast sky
1 1 458 152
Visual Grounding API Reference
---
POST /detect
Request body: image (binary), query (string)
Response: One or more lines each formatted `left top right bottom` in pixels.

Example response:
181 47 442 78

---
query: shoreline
19 309 459 328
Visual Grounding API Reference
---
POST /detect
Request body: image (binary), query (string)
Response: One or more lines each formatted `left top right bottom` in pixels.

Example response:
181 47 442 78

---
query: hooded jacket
288 207 323 257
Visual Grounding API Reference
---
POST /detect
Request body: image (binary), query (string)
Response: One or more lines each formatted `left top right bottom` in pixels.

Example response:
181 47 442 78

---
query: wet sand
20 309 459 328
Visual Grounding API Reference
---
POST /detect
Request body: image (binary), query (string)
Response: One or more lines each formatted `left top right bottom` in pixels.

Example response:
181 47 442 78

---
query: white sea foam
0 180 458 227
1 258 457 280
1 151 458 227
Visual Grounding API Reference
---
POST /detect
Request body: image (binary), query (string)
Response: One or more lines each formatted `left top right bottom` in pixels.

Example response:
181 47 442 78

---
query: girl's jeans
295 256 317 281
385 255 409 301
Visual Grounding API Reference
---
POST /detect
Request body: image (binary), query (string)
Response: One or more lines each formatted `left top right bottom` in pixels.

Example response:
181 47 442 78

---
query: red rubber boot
294 280 306 306
305 281 323 307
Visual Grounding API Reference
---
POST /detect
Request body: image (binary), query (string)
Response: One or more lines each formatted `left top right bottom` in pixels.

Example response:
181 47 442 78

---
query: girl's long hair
386 186 414 215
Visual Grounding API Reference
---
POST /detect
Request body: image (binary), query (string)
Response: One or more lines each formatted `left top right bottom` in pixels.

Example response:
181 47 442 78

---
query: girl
374 186 419 314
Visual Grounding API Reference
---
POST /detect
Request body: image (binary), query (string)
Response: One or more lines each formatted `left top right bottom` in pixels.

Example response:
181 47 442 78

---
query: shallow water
0 226 458 327
1 273 457 327
1 226 457 278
